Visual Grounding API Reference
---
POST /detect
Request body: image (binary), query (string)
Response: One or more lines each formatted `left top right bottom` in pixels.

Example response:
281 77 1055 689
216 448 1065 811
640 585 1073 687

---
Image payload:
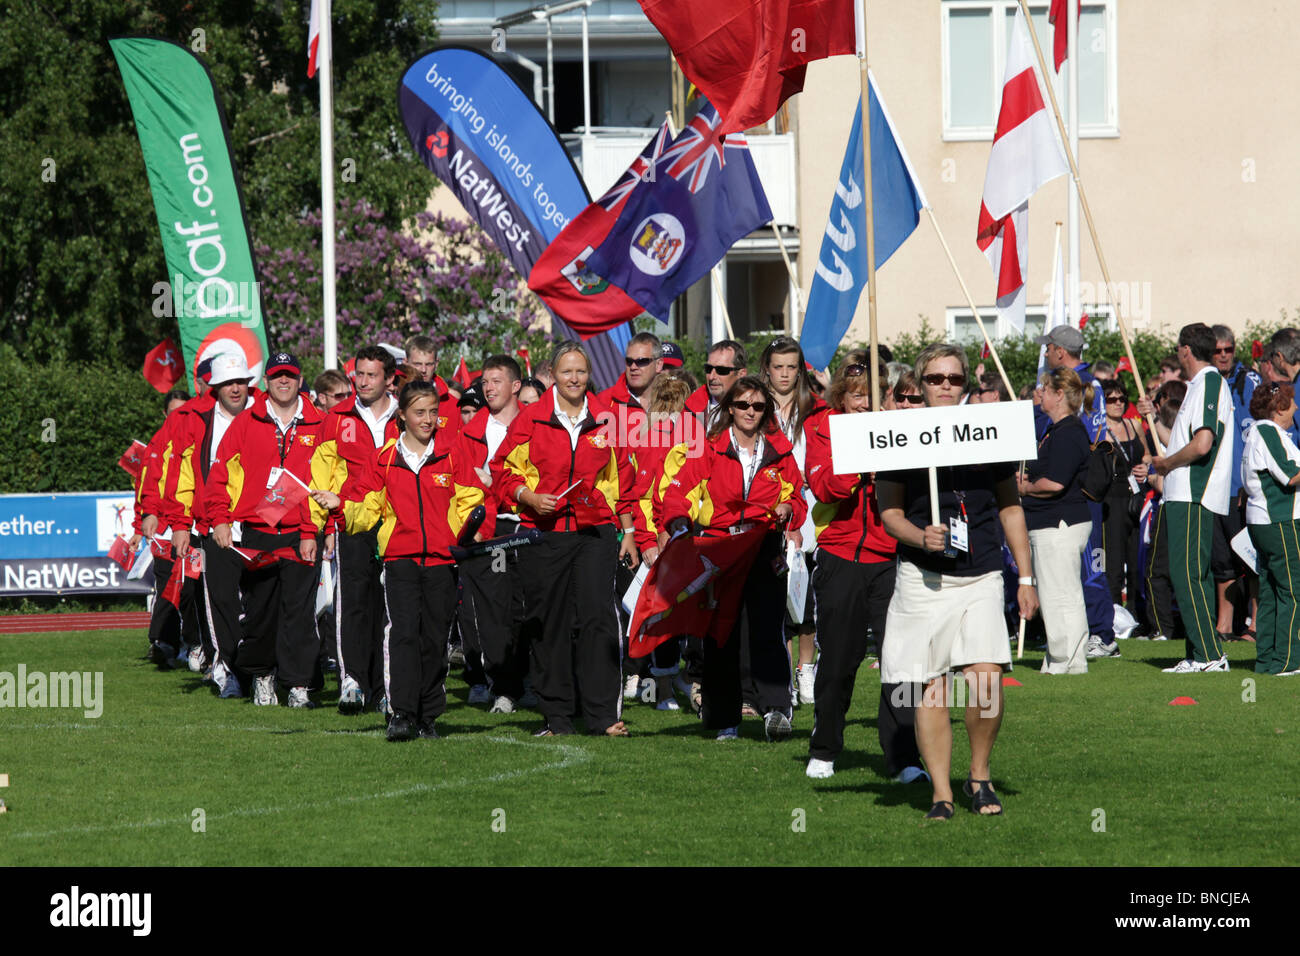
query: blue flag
583 103 772 322
801 74 927 371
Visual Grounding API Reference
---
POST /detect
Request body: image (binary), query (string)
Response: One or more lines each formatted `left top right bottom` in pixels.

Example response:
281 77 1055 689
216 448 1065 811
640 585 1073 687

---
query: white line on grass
5 735 592 841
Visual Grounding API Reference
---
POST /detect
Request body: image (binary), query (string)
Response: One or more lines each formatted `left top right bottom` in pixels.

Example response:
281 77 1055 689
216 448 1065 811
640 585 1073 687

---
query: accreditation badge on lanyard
948 489 970 553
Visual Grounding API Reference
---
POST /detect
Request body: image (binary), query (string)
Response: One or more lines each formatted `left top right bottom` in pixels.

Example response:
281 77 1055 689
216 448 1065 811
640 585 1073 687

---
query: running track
0 612 150 634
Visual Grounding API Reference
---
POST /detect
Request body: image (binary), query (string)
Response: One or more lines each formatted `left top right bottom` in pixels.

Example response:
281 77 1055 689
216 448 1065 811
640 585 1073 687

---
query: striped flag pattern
307 0 321 77
976 8 1068 332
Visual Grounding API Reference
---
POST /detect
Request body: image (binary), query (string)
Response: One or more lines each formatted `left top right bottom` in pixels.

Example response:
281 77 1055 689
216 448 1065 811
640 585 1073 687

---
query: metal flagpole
856 0 880 414
1067 0 1080 328
320 0 337 370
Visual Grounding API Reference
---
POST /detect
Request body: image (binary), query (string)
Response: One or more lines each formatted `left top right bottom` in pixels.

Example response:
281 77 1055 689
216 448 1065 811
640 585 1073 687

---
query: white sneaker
467 684 492 705
338 675 364 714
253 674 278 706
894 766 931 784
656 696 681 711
716 726 739 741
287 687 313 709
187 646 205 673
488 695 516 714
806 757 834 779
623 674 641 700
1278 669 1300 677
1203 655 1230 672
1162 657 1228 673
1087 638 1121 659
796 663 816 705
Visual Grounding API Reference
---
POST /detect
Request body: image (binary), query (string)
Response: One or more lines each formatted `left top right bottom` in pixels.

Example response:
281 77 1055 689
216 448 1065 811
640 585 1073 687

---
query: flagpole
711 268 736 340
1014 0 1160 452
769 223 800 334
1067 0 1080 328
319 0 338 371
922 207 1015 399
856 0 880 414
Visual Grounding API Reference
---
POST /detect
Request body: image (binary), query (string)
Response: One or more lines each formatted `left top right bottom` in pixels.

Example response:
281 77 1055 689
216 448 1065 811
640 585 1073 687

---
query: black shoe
416 719 440 740
147 641 172 669
386 712 416 742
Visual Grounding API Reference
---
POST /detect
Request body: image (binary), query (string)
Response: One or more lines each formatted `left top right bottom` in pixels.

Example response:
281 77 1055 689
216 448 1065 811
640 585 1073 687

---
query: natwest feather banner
397 45 631 388
110 37 270 387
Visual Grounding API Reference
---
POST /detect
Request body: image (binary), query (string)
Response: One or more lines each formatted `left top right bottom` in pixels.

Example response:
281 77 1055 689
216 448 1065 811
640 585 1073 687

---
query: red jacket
804 410 896 563
490 389 636 532
339 436 486 566
160 392 257 534
310 394 401 509
628 412 707 551
685 385 712 421
598 374 644 410
661 425 807 535
202 395 326 540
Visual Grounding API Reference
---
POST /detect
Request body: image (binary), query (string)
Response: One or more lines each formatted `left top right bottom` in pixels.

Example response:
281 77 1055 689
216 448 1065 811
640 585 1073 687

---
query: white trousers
1029 520 1093 675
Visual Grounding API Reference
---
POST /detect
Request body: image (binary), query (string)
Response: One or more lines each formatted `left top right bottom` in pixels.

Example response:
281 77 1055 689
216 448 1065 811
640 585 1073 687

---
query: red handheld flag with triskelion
629 527 766 657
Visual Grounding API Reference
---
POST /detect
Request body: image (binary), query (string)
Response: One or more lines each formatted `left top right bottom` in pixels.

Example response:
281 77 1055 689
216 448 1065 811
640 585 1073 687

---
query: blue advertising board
0 492 154 596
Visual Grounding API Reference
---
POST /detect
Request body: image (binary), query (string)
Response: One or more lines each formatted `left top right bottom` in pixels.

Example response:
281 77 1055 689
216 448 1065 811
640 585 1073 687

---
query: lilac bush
256 201 552 374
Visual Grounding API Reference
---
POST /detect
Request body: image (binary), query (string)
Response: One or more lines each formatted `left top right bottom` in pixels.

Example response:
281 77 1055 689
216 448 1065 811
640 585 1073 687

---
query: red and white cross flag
307 0 321 77
976 8 1068 332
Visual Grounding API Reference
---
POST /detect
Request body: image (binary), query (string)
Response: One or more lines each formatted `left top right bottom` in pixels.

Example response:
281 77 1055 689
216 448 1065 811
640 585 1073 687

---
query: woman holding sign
491 342 639 737
875 344 1038 819
1242 382 1300 675
1016 368 1094 675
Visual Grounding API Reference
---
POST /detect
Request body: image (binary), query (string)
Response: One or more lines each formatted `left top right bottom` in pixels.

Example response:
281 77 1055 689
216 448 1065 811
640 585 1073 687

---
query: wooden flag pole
1013 0 1161 453
922 207 1015 399
770 223 801 334
857 0 880 414
711 268 737 340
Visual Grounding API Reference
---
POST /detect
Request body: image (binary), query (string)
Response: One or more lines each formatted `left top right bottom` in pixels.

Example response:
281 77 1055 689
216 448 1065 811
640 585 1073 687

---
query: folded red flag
184 548 203 579
149 535 173 560
254 468 312 527
629 527 766 657
453 357 474 389
231 545 306 570
1115 356 1133 375
638 0 856 134
143 338 184 393
117 440 148 482
1252 340 1264 361
107 535 133 571
160 554 185 607
516 347 531 376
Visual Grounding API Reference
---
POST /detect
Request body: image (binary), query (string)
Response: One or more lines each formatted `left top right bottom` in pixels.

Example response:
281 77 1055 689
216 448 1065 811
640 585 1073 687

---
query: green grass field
1 630 1297 866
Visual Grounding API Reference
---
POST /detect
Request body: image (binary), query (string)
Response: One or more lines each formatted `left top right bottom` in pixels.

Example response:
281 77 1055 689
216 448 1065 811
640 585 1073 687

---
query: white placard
828 400 1039 474
1230 528 1257 574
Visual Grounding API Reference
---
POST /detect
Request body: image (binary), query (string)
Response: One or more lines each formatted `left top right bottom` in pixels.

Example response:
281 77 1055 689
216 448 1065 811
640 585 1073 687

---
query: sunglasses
625 356 656 367
704 364 740 376
1213 346 1235 355
1105 396 1126 404
843 363 867 378
895 393 925 405
730 400 767 412
329 391 351 401
922 373 966 387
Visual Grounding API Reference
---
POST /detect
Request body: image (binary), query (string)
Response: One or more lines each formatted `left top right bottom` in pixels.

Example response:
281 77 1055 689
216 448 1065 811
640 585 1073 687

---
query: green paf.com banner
111 37 270 385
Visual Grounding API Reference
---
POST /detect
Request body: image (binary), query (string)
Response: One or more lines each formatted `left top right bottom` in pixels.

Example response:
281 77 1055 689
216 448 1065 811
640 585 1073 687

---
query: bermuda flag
255 468 312 527
628 528 765 657
976 8 1068 333
307 0 322 78
142 338 183 393
117 439 148 481
637 0 857 134
528 122 672 339
583 103 773 321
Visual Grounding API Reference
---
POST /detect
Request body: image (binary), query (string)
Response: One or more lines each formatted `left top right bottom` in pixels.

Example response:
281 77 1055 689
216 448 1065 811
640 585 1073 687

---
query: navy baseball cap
660 341 685 368
265 351 301 377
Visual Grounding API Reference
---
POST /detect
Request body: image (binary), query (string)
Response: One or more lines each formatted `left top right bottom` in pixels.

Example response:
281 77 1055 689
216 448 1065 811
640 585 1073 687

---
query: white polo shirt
357 394 397 449
1163 365 1234 515
1243 419 1300 525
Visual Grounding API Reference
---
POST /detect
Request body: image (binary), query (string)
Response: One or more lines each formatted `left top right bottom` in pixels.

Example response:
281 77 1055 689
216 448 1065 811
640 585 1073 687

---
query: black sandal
924 800 955 820
963 778 1003 816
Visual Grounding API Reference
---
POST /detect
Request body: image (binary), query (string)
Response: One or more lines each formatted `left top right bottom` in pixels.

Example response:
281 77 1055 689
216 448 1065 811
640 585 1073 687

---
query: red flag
528 123 671 338
1079 311 1089 329
107 535 133 571
232 545 306 569
254 469 311 527
1116 356 1133 375
517 347 531 376
184 548 203 579
980 342 991 359
149 535 173 560
453 357 474 389
143 338 183 393
117 440 148 481
307 0 321 77
1049 0 1082 73
160 554 185 607
628 528 765 657
637 0 856 134
1252 340 1264 361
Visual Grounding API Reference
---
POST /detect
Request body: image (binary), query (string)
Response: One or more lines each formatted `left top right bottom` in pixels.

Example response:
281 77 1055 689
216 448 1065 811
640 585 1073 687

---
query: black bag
1082 440 1117 502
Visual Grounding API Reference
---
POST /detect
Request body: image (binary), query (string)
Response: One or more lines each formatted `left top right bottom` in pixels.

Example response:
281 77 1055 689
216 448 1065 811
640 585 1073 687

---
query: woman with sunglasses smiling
875 344 1038 818
660 376 806 742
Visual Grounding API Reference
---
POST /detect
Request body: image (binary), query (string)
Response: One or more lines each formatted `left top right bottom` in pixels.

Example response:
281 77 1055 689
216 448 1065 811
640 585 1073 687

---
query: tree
257 201 552 377
0 0 439 363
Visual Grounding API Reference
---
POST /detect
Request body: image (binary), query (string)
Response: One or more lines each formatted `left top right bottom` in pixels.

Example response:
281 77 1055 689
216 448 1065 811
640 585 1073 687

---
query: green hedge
0 344 175 494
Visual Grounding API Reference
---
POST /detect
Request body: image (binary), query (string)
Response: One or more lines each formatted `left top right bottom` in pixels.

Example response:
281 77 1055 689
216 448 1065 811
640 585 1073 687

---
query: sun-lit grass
1 630 1296 865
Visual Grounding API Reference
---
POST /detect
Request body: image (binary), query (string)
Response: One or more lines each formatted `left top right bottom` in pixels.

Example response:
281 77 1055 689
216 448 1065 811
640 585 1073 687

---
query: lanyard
275 415 298 466
733 430 764 499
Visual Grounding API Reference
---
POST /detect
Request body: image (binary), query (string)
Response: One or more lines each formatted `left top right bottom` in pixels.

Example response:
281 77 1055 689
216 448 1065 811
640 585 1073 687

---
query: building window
945 305 1114 347
941 0 1118 141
